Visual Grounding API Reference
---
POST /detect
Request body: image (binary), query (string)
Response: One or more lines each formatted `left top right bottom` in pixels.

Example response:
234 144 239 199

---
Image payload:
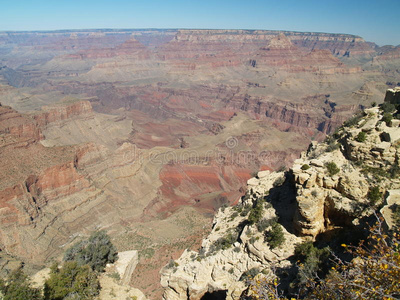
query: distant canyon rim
0 28 399 299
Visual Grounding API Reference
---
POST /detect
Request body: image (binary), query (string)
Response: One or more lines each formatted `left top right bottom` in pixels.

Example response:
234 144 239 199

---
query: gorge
0 28 400 299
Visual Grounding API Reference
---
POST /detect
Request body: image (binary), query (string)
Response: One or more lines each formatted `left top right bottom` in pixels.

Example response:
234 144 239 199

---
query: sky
1 0 399 46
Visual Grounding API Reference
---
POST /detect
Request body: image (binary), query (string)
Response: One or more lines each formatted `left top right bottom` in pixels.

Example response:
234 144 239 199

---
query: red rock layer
0 104 42 147
33 100 93 126
148 162 252 217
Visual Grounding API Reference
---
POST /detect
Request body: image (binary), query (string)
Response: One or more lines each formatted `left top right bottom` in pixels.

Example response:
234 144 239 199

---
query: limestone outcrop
161 93 400 299
160 172 302 300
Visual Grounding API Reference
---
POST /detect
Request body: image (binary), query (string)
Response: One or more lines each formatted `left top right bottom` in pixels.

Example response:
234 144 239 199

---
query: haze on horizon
1 0 400 46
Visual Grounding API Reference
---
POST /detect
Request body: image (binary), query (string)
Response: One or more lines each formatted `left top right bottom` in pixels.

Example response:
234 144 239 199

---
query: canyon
0 29 399 299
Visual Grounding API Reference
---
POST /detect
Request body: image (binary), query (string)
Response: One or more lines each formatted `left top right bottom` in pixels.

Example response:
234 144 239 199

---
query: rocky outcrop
161 93 400 299
161 172 302 300
292 106 400 236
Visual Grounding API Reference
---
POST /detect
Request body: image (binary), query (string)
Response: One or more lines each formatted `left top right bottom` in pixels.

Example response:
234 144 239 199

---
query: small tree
382 112 393 126
356 131 367 142
325 162 340 176
381 102 396 113
294 241 330 287
64 230 118 272
248 202 264 225
265 223 285 249
44 261 100 300
367 186 382 206
0 267 42 300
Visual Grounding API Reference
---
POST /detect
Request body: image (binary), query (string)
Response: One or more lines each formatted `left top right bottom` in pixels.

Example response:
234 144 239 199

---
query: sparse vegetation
356 131 367 142
256 217 278 233
108 272 121 282
325 161 340 176
367 186 382 206
209 231 239 253
230 211 239 221
240 204 252 217
326 141 340 152
273 176 285 187
361 164 399 180
343 113 364 127
248 201 264 225
301 164 310 170
240 267 260 281
265 222 285 249
382 112 393 126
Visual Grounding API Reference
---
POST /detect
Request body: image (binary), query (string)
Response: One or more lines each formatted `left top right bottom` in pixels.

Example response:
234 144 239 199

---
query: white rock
247 177 260 186
257 170 270 178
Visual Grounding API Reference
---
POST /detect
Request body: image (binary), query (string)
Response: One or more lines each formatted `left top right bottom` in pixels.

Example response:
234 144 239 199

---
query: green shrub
294 242 330 286
108 272 121 282
382 112 393 126
301 164 310 170
272 176 285 187
239 267 259 281
229 212 239 221
381 102 396 113
367 186 382 205
356 131 367 142
239 204 252 217
211 231 238 253
389 164 400 179
265 223 285 249
44 261 100 300
256 217 278 232
361 166 388 179
0 267 41 300
343 113 364 127
248 202 264 225
325 162 340 176
371 101 377 107
326 142 340 152
64 230 118 272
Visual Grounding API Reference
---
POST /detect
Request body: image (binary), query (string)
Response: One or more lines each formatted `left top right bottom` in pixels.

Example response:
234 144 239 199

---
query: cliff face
0 104 42 145
33 100 93 126
160 91 400 299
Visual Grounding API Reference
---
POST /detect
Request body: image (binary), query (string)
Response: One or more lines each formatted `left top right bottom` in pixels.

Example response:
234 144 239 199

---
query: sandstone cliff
160 89 400 299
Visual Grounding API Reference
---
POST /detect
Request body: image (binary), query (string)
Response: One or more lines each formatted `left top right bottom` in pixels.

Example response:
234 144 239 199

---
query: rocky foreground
160 88 400 300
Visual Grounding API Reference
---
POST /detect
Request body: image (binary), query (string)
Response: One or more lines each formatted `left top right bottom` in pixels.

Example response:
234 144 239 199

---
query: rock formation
161 91 400 299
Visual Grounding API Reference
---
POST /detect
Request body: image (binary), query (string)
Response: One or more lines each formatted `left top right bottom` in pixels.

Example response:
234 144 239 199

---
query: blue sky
1 0 399 46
